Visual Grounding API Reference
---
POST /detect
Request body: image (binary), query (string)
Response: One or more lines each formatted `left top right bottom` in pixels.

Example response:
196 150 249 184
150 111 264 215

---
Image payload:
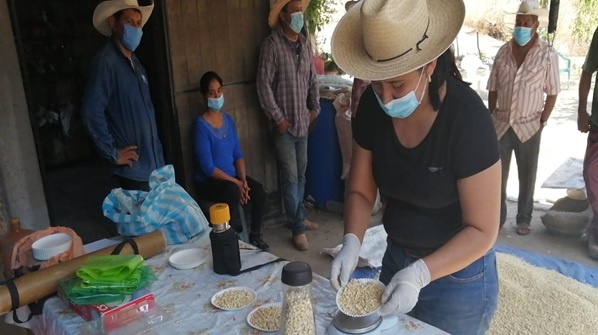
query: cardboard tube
0 230 166 315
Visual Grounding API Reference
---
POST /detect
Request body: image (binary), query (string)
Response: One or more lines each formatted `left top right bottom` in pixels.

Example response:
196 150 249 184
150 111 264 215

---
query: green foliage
305 0 336 34
324 54 340 73
573 0 598 43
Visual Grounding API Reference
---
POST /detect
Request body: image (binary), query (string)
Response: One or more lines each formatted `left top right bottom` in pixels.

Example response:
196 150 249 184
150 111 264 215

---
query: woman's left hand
240 180 250 204
378 259 431 315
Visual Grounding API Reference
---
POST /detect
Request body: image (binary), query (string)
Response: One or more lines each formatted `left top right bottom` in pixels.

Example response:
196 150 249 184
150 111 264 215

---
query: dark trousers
115 175 150 192
499 127 542 226
196 176 266 234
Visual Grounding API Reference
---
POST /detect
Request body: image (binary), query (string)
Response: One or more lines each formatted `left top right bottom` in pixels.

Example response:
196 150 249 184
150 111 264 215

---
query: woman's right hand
330 233 361 290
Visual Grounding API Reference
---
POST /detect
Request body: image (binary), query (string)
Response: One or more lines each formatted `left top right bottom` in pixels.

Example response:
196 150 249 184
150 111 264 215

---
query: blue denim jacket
81 41 164 181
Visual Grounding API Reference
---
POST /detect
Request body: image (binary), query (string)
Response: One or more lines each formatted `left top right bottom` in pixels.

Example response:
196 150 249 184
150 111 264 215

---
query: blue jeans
273 132 308 236
380 241 499 335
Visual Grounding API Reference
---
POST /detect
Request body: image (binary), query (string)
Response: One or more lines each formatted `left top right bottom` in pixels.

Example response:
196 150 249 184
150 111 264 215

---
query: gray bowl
332 309 382 334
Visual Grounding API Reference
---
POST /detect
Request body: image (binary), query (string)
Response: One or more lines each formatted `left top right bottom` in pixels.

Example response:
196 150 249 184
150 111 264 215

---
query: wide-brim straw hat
93 0 154 37
345 1 359 12
268 0 311 28
331 0 465 81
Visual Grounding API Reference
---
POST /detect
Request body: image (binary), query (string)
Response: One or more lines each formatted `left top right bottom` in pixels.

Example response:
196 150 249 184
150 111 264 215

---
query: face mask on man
207 95 225 111
289 12 304 33
374 70 427 119
513 26 533 46
122 24 143 52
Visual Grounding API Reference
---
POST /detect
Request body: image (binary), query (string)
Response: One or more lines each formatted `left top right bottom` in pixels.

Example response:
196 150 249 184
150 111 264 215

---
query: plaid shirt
487 38 560 143
257 29 320 138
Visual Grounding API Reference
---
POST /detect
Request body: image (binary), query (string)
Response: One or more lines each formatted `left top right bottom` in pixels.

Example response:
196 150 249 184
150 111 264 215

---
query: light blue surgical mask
122 24 143 52
289 12 304 33
513 26 533 46
207 95 224 111
374 71 426 119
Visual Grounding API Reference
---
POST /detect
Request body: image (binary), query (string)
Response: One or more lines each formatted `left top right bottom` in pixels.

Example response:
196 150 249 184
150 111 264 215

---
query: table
32 233 448 335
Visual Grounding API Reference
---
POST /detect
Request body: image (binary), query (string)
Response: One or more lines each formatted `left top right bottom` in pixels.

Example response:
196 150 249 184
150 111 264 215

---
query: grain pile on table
488 253 598 335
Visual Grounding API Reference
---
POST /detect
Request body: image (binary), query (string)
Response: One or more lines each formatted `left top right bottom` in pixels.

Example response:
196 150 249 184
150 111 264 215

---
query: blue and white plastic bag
103 165 208 244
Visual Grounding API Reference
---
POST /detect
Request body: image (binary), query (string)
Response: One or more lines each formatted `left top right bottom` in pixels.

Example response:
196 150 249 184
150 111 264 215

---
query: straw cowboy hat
331 0 465 81
268 0 311 28
510 0 548 18
505 0 548 27
345 1 359 12
93 0 154 37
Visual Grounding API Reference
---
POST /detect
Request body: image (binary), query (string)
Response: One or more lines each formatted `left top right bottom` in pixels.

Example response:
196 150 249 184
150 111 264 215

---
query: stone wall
0 0 50 230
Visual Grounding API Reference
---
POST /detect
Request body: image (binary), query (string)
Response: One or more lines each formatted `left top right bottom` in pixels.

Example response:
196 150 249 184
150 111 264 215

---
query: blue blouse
193 112 243 183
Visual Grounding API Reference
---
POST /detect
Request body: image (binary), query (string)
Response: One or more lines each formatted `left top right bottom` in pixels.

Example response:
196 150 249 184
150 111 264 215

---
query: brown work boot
303 219 319 230
588 231 598 260
292 234 309 251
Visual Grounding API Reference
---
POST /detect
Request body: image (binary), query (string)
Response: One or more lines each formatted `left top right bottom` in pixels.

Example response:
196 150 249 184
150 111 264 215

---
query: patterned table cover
33 233 447 335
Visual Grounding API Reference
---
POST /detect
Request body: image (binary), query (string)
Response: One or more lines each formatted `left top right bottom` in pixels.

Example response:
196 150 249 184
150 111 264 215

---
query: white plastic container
31 233 72 260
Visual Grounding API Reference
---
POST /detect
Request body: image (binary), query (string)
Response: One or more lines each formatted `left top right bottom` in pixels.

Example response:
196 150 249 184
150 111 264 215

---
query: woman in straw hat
329 0 500 333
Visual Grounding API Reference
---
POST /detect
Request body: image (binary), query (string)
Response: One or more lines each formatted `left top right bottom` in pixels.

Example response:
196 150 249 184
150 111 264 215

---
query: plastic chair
557 51 571 89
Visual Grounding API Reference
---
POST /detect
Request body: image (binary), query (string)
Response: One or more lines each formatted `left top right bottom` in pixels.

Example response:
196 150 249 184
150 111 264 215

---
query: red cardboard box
61 291 156 333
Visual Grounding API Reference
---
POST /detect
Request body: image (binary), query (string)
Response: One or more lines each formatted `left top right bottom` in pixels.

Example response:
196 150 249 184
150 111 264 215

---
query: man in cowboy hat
487 0 560 236
81 0 164 191
577 26 598 259
257 0 320 251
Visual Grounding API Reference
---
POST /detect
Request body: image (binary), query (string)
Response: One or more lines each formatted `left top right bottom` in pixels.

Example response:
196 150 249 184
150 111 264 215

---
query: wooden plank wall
164 0 278 195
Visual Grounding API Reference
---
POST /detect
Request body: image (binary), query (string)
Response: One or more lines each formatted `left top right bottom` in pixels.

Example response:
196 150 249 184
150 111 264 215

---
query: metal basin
332 309 382 334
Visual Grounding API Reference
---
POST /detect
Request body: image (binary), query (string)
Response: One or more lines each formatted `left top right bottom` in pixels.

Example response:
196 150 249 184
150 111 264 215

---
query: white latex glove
378 258 431 315
329 233 361 290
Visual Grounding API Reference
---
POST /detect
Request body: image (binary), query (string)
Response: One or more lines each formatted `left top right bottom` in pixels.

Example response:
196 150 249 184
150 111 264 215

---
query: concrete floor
261 201 598 279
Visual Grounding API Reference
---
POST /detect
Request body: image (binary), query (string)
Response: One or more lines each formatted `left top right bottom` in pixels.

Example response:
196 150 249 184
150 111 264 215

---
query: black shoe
249 234 270 251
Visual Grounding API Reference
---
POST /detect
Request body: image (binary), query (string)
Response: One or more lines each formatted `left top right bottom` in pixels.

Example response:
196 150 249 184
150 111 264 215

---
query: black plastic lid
281 261 312 286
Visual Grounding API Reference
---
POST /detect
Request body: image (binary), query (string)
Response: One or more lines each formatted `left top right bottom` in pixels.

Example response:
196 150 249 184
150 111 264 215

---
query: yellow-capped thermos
209 204 241 276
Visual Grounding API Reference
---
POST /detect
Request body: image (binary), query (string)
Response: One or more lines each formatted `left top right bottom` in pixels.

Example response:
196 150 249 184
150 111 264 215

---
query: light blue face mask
289 12 304 33
374 70 426 119
122 24 143 52
207 95 224 111
513 26 533 46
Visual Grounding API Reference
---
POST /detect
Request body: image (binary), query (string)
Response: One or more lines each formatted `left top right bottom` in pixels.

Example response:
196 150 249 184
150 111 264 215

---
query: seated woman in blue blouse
193 71 270 251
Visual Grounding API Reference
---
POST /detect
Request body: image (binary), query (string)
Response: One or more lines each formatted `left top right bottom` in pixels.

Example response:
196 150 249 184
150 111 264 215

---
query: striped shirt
257 29 320 138
487 38 560 142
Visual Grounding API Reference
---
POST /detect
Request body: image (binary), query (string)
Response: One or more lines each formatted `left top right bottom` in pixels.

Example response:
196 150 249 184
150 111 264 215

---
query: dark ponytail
428 47 461 111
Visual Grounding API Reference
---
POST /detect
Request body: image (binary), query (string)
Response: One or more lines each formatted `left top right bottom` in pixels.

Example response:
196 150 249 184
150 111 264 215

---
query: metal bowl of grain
333 279 385 333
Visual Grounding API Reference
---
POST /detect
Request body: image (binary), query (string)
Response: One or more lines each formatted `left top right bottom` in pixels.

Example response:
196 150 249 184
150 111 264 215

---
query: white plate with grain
246 302 282 332
211 287 256 311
